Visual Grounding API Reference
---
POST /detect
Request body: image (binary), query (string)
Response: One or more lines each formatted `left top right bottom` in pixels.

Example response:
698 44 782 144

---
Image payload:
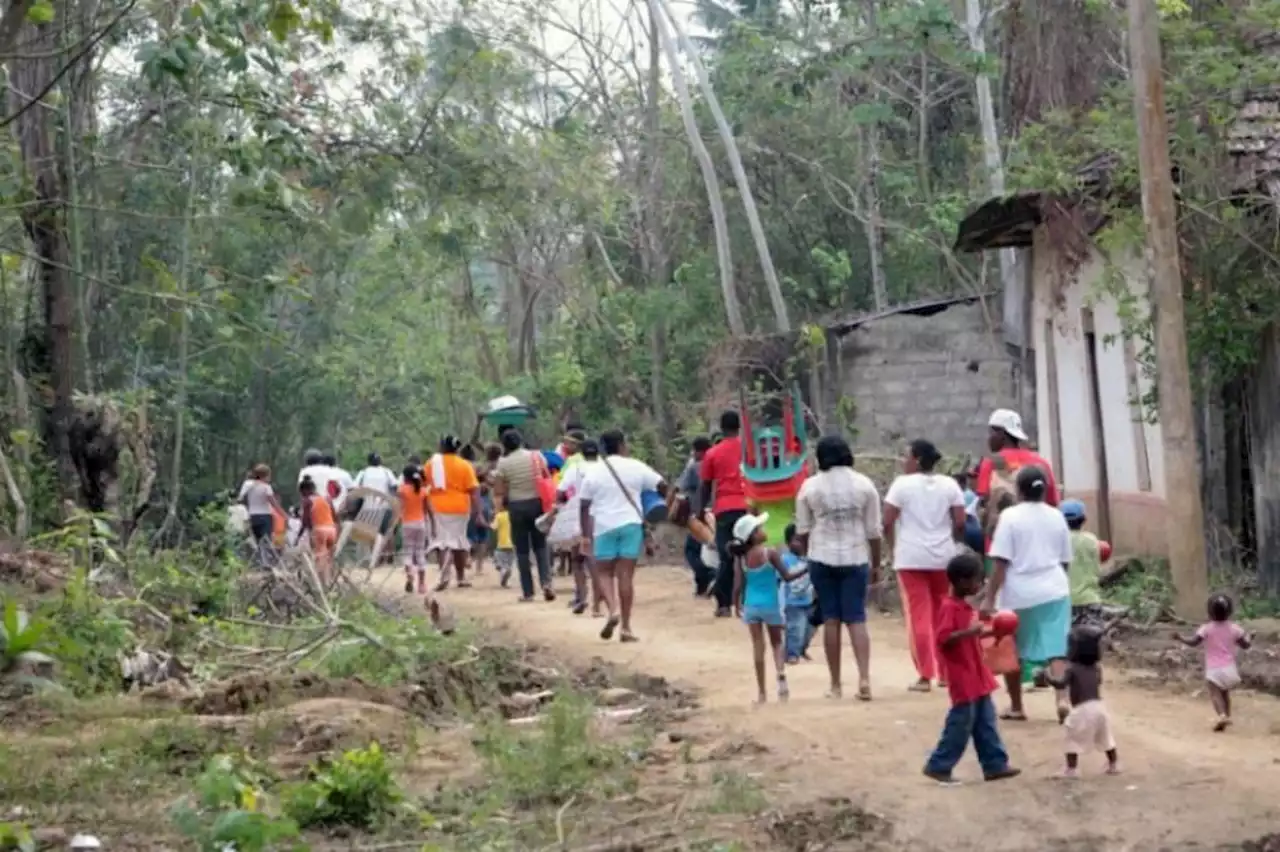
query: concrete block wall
835 299 1019 453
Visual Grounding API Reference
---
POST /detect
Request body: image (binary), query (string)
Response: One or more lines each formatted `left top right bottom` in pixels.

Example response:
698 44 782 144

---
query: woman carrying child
982 464 1073 722
1175 594 1254 730
731 513 809 703
549 437 602 615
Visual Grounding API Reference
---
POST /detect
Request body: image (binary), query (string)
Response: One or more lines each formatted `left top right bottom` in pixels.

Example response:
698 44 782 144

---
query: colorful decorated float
740 384 810 546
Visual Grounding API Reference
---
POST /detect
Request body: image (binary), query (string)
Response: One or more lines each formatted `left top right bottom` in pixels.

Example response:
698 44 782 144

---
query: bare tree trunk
863 0 888 311
964 0 1022 325
656 0 791 333
644 7 671 438
648 0 744 337
0 441 28 541
158 83 203 541
8 18 78 502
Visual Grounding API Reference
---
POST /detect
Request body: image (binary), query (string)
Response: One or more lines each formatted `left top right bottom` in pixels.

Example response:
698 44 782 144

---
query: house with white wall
955 193 1170 556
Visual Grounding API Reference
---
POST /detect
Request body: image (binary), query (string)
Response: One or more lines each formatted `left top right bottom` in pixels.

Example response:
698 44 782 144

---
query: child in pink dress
1175 594 1254 731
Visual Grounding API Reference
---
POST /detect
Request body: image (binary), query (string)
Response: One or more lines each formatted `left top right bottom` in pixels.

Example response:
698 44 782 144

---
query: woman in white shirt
794 435 882 701
578 429 665 643
981 464 1073 722
883 439 966 693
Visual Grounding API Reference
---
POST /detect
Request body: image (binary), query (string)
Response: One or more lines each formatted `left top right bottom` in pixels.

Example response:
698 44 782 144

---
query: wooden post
1128 0 1208 618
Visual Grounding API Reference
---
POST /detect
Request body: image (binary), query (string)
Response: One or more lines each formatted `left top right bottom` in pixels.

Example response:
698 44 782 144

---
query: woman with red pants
883 439 967 693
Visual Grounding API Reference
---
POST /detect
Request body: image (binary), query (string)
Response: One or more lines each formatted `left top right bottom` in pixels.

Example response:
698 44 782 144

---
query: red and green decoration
740 383 810 544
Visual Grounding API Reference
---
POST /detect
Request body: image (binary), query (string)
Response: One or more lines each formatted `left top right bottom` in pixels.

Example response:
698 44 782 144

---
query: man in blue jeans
677 436 713 596
700 412 750 617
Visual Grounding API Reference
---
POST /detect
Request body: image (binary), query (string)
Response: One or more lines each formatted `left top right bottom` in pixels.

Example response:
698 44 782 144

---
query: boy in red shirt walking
923 552 1022 785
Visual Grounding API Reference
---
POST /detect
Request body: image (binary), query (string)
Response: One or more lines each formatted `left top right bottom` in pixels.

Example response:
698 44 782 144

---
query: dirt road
386 564 1280 851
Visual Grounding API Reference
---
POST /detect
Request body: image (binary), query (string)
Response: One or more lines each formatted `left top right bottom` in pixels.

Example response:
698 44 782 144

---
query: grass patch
707 769 768 814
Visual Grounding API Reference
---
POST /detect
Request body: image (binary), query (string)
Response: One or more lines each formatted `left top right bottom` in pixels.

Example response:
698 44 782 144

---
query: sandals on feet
999 710 1028 721
600 616 620 640
856 682 872 701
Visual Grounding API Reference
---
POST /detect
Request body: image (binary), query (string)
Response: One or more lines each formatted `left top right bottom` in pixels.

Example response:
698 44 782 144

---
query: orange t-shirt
309 494 336 528
427 453 479 515
399 483 428 523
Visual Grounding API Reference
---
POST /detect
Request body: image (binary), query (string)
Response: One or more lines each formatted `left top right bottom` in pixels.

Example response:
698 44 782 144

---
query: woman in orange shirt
399 464 435 594
427 435 482 591
299 475 338 586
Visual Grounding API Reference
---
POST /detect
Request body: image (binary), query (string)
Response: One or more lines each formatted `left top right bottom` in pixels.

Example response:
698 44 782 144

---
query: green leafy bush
170 755 303 852
282 743 403 829
0 600 55 681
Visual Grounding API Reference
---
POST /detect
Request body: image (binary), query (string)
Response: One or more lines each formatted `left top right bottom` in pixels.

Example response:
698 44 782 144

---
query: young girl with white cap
731 512 809 703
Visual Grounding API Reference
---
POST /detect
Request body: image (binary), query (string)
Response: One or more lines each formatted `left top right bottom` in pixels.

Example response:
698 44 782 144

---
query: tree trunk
863 0 888 311
1251 322 1280 594
965 0 1025 357
644 7 671 438
657 0 791 333
648 0 744 337
8 19 78 501
158 81 203 541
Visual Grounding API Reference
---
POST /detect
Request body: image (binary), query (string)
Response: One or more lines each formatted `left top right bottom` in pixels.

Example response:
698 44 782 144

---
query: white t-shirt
884 473 964 571
298 463 334 494
578 456 662 536
237 479 275 515
355 465 398 496
988 501 1072 610
548 459 599 542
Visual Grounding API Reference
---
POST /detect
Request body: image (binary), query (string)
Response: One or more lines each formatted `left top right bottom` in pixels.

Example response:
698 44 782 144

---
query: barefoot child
1175 594 1253 731
781 524 815 664
923 553 1021 785
730 513 808 703
1046 625 1118 778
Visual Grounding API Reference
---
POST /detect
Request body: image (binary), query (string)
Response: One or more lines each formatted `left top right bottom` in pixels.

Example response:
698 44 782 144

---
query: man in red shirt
974 408 1060 506
923 553 1021 784
700 410 750 617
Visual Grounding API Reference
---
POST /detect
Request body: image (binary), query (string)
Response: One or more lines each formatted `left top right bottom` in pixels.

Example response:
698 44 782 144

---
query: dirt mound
0 549 67 592
577 658 699 708
1237 835 1280 852
182 672 409 716
762 797 892 851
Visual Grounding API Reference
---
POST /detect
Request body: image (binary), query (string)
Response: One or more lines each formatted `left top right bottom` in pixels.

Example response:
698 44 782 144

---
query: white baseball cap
732 512 769 544
988 409 1028 443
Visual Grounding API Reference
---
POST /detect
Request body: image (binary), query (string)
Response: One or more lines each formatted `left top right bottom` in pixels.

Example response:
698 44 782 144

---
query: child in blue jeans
781 524 814 663
923 552 1021 785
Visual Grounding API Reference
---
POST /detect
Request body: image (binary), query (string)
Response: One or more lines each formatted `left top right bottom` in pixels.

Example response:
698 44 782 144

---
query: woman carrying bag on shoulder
492 429 556 602
578 429 666 643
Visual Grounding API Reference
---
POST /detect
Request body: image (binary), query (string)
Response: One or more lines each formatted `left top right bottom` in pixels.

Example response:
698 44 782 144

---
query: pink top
1197 621 1245 670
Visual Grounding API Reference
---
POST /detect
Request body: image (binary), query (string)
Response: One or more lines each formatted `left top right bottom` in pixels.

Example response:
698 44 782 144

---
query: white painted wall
1029 227 1167 501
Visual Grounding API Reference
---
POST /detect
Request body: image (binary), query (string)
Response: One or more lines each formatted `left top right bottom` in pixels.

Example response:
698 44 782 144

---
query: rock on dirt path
369 565 1280 852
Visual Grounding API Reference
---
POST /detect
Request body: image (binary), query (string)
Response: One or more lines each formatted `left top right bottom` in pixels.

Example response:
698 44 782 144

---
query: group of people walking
236 404 1259 783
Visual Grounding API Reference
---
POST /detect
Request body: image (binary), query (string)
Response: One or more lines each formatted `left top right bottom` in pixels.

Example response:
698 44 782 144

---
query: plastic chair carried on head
333 486 403 575
740 383 810 545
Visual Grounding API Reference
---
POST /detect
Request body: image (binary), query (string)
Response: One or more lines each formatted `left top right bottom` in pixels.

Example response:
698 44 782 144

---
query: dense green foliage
0 0 1276 539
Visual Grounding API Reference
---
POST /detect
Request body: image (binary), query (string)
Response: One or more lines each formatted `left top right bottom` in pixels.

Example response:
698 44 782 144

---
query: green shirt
1068 530 1103 606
